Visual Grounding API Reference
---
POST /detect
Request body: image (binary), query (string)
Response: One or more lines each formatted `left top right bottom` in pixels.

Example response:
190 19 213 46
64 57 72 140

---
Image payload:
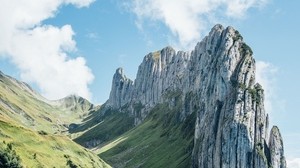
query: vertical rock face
107 68 133 108
269 126 286 168
106 24 286 168
132 47 190 107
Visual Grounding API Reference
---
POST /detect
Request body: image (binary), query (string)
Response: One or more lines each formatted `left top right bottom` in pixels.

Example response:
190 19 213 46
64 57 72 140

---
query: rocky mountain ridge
0 24 286 168
104 24 286 168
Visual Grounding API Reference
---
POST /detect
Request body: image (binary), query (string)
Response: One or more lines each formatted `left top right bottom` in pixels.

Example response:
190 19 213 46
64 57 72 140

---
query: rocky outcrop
105 24 286 168
269 126 286 168
106 68 133 108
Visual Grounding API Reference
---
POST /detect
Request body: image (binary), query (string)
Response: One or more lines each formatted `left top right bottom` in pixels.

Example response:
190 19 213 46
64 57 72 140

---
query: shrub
0 143 22 168
38 130 48 135
64 154 78 168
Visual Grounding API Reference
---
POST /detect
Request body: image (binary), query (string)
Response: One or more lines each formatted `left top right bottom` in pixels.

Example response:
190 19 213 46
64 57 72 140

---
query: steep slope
98 97 195 168
0 71 111 167
0 71 93 133
75 24 286 168
72 107 135 148
0 120 110 167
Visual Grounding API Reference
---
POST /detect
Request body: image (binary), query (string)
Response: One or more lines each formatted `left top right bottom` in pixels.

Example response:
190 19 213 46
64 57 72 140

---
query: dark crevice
236 124 240 168
264 140 271 167
252 100 259 167
213 100 223 135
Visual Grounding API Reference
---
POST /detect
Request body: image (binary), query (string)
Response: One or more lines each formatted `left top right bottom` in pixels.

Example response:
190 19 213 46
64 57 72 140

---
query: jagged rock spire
269 126 286 168
106 24 286 168
107 68 133 108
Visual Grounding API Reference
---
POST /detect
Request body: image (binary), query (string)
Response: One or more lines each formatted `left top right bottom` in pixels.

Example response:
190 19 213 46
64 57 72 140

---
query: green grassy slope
0 71 111 167
0 71 92 134
0 70 196 167
0 119 111 168
72 107 135 148
96 103 196 168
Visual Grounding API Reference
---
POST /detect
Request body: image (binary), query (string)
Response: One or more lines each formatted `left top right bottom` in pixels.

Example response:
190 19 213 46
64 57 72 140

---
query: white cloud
287 158 300 168
86 32 100 40
65 0 95 8
0 0 95 100
126 0 268 49
256 61 285 116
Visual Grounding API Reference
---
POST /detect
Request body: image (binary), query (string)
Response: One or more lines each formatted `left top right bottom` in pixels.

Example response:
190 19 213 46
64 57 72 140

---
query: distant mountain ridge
54 94 95 115
0 70 93 133
0 70 110 167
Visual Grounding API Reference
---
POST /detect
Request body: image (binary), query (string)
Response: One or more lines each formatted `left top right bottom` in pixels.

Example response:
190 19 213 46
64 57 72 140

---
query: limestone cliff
105 24 286 168
106 68 133 108
269 126 286 168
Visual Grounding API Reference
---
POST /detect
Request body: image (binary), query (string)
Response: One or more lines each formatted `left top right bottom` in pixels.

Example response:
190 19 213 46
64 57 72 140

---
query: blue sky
0 0 299 167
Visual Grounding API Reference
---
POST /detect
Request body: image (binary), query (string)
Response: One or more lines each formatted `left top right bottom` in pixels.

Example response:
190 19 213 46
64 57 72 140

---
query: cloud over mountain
0 0 95 100
127 0 267 49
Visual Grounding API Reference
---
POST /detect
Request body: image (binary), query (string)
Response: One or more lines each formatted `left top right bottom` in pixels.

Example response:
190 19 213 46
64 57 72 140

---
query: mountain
0 24 286 168
0 71 110 167
54 95 95 114
73 24 286 168
0 71 95 134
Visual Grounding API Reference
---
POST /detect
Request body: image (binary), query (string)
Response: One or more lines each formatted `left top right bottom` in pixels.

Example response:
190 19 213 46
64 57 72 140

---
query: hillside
0 119 110 167
98 96 195 168
0 71 110 167
0 71 94 134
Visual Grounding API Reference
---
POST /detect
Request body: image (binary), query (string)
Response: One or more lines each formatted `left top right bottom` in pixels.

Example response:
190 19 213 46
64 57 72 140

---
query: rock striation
269 126 286 168
106 24 286 168
106 68 133 108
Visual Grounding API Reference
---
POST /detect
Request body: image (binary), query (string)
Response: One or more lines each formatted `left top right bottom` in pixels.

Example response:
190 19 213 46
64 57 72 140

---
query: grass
0 73 93 135
240 43 253 55
0 119 111 168
96 137 128 154
73 109 135 148
0 72 111 167
98 102 196 168
152 51 161 61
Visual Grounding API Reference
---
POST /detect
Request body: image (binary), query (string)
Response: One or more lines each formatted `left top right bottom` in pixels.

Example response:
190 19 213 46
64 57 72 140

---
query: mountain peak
107 68 133 108
269 126 286 168
55 94 94 113
102 24 286 167
116 67 124 75
210 23 224 34
213 23 224 30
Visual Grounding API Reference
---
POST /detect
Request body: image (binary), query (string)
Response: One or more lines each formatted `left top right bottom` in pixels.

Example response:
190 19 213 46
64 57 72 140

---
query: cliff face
106 24 286 168
269 126 286 168
106 68 133 108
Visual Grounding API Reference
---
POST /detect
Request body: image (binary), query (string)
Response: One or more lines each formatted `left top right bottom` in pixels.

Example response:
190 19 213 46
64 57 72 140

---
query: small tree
64 154 78 168
0 143 22 168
